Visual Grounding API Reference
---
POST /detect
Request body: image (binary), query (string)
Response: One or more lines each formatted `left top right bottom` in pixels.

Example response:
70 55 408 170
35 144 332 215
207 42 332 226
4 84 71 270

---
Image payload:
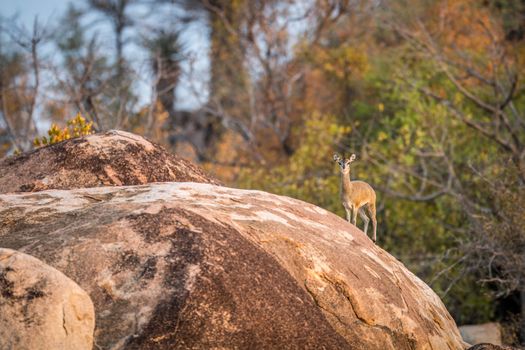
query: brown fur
334 154 378 242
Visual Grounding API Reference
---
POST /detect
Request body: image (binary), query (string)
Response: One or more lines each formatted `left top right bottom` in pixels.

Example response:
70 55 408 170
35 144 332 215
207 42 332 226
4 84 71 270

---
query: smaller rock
460 322 502 345
467 343 519 350
0 130 218 194
0 248 95 350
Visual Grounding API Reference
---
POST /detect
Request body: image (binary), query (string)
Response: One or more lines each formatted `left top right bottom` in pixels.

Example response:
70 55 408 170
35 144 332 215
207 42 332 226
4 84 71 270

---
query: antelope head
333 153 356 173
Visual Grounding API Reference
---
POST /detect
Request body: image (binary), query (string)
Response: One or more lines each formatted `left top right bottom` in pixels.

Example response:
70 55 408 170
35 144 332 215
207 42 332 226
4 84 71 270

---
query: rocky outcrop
0 182 465 349
0 248 95 350
0 130 217 194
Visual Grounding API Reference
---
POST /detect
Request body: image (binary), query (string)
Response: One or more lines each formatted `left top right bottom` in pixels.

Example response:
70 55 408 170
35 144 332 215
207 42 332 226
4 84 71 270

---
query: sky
1 0 67 25
0 0 210 114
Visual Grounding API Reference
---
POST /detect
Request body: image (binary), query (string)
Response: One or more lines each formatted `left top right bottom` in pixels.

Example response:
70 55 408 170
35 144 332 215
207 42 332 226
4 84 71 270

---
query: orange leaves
428 0 503 55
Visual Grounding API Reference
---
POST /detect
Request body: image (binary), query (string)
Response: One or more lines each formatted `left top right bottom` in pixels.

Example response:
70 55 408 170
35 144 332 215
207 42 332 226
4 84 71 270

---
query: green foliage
438 275 495 325
236 31 506 325
238 113 350 215
360 60 500 322
34 113 93 147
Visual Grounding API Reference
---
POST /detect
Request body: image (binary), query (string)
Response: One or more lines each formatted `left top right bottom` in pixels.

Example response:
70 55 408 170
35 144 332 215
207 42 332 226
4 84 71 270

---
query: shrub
34 113 93 147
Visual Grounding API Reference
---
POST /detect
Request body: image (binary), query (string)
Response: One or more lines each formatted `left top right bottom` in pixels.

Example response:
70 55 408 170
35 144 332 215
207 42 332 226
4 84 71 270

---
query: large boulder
0 130 217 194
0 248 95 350
0 182 465 349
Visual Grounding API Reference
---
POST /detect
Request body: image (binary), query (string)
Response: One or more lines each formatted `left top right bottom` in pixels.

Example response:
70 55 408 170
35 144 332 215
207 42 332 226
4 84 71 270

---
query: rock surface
0 130 217 194
0 248 95 350
0 182 465 349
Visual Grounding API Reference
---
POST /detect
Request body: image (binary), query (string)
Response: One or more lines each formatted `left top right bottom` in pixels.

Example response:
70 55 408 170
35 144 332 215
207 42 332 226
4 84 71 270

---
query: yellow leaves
453 92 463 105
34 112 94 148
328 122 351 135
323 62 335 73
308 44 369 83
414 129 425 149
67 113 93 137
378 103 385 112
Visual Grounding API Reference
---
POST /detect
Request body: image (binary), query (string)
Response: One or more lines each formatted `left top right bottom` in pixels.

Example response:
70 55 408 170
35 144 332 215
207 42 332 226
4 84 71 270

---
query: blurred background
0 0 524 346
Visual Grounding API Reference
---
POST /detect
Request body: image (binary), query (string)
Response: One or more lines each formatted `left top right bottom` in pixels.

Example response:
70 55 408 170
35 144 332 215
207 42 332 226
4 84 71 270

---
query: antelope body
334 154 377 242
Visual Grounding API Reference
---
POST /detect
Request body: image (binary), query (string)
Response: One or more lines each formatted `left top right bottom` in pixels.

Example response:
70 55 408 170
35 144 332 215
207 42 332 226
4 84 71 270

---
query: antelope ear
348 154 357 162
333 154 341 162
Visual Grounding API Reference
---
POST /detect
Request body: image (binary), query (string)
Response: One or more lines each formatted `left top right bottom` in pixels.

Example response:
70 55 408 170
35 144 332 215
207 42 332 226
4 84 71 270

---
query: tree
53 4 112 130
142 28 182 137
86 0 136 129
368 0 525 341
0 17 49 152
197 0 352 162
87 0 133 80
